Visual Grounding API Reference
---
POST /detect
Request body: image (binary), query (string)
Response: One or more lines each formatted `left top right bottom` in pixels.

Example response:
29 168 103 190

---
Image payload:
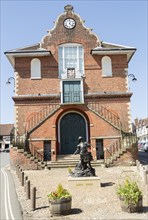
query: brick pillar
90 139 97 160
51 140 57 161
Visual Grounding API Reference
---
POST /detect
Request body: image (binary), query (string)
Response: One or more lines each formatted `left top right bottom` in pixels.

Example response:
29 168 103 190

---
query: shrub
117 178 142 205
47 184 71 200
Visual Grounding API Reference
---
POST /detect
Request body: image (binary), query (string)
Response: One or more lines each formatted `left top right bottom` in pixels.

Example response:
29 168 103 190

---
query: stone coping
68 176 100 181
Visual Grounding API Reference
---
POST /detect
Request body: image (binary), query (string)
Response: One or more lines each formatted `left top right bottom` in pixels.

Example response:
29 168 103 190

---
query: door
44 141 51 161
96 139 104 159
60 112 87 154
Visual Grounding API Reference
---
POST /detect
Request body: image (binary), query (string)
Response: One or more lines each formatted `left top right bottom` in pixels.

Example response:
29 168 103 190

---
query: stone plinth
68 176 100 190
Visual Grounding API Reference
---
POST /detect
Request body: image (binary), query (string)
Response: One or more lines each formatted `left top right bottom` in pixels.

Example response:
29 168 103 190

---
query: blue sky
1 0 148 124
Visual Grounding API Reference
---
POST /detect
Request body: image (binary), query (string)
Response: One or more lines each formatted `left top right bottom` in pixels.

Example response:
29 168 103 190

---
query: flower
47 184 71 201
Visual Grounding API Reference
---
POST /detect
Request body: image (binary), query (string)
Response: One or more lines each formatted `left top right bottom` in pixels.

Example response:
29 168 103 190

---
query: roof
91 42 136 62
4 43 51 66
135 118 148 128
0 124 14 136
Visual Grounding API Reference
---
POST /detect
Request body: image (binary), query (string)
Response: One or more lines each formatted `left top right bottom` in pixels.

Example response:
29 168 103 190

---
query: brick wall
10 148 37 170
114 143 138 166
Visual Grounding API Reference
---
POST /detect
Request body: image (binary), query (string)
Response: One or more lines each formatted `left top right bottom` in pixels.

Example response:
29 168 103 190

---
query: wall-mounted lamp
6 77 15 92
128 74 137 82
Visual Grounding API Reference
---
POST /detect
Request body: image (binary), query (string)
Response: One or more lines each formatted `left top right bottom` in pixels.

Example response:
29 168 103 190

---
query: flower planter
49 197 72 216
119 196 143 213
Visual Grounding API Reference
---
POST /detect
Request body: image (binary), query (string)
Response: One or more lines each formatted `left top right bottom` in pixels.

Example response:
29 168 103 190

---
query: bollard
137 161 140 172
31 187 36 211
18 168 21 181
19 168 22 182
136 160 139 167
143 170 147 185
16 164 18 176
16 164 18 175
24 176 28 191
21 172 24 186
139 164 143 178
17 165 20 177
16 165 20 177
26 180 30 199
145 165 148 172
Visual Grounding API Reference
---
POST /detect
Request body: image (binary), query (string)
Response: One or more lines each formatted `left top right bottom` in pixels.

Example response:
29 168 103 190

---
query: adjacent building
0 124 14 151
134 118 148 144
5 5 137 164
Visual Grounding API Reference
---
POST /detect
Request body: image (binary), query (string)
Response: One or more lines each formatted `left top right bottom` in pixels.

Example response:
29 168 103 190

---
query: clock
63 18 76 29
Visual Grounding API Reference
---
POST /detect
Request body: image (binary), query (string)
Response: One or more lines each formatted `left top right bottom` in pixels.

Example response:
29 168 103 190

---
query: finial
64 5 74 13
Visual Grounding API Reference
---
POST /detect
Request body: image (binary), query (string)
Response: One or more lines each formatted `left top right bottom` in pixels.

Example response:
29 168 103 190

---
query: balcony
61 91 84 104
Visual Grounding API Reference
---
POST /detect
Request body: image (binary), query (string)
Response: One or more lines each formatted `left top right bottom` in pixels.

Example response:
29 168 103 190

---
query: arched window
101 56 112 76
31 58 41 79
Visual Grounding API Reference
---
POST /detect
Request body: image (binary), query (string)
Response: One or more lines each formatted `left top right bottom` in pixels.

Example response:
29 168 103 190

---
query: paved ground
10 165 148 220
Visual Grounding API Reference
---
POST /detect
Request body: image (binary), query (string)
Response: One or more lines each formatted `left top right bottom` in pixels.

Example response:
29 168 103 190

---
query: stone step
57 154 80 161
47 159 104 169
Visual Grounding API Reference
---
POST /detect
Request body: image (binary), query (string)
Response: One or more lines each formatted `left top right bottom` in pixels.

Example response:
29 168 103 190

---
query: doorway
44 141 51 161
96 139 104 159
60 112 87 154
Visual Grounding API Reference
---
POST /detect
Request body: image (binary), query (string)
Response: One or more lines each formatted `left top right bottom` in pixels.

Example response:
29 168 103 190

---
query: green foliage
117 178 142 205
47 184 71 200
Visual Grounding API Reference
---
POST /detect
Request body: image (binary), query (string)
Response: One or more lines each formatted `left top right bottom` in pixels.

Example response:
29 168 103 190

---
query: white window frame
58 43 84 78
101 56 112 77
31 58 41 79
60 78 84 104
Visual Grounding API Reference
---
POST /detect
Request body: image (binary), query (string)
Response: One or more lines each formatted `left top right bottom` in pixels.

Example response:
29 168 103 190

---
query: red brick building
5 5 137 165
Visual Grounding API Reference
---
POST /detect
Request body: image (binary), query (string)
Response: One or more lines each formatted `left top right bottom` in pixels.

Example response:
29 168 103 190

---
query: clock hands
64 18 76 29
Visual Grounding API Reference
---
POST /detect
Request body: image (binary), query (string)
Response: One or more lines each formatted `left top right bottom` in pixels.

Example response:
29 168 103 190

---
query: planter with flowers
47 184 72 216
117 178 143 213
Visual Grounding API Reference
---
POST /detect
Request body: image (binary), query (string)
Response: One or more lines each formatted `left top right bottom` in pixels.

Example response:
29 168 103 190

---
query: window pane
102 56 112 76
63 81 81 103
31 58 41 78
58 45 84 77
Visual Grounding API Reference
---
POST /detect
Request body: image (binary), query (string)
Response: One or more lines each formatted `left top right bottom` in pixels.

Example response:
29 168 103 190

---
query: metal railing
104 133 138 165
87 101 121 130
26 103 60 133
30 143 44 162
62 91 83 103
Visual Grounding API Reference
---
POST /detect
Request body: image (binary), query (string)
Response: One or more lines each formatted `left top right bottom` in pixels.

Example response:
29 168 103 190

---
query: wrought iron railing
30 143 44 162
104 133 138 165
26 103 60 133
87 101 122 130
61 91 83 103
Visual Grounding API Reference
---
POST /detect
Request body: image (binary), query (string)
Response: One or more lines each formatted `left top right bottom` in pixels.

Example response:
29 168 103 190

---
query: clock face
63 18 76 29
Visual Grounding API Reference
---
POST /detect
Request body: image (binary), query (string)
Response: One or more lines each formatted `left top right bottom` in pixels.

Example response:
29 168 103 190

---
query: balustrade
87 101 121 130
26 103 60 133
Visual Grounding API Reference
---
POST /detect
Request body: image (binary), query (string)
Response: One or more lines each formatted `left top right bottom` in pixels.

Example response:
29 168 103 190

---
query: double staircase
87 102 122 130
24 101 137 168
26 103 60 134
